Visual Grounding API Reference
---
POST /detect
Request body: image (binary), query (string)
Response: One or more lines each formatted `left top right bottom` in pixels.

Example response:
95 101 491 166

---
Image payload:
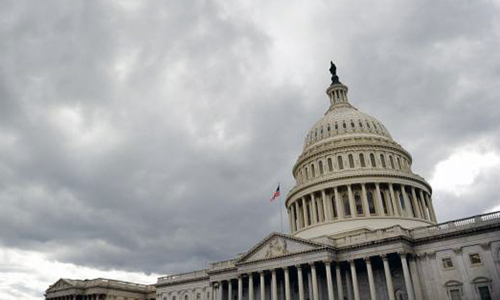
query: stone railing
209 259 237 271
157 270 208 284
332 211 500 247
83 278 154 291
410 210 500 238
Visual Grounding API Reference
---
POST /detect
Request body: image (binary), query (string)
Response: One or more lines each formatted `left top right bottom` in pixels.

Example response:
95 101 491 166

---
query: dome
285 63 436 240
304 103 392 150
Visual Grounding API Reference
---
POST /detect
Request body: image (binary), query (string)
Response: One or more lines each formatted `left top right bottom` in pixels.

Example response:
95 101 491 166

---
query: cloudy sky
1 0 500 298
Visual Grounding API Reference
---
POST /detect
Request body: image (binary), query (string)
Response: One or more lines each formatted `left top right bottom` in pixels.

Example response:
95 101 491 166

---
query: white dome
304 103 392 150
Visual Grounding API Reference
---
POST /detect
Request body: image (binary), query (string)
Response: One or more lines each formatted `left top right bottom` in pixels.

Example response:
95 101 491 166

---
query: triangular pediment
46 279 76 292
237 232 326 264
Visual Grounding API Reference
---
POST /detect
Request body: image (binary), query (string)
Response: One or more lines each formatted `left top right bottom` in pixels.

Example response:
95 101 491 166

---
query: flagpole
279 182 283 233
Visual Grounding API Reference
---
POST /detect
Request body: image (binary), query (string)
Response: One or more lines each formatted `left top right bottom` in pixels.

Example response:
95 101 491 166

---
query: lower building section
156 211 500 300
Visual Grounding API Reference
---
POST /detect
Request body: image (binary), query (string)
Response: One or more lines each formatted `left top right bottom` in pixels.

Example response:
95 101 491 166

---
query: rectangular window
442 258 453 269
469 253 482 265
478 286 491 300
450 289 461 300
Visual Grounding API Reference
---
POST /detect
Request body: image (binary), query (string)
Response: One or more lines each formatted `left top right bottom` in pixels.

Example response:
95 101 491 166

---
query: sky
1 0 500 299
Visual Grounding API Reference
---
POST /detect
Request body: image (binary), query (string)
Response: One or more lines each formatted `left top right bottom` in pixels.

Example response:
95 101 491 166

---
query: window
355 193 363 215
442 258 454 269
469 253 482 265
335 123 338 130
328 158 333 172
327 125 330 132
359 153 365 167
173 297 177 300
197 294 200 300
366 121 371 128
359 121 363 128
380 154 386 168
367 191 376 214
390 155 395 169
343 194 351 216
338 156 344 170
311 164 315 177
370 153 376 167
397 157 401 169
348 154 354 168
450 289 461 300
478 286 491 300
351 121 355 128
185 295 188 300
319 161 324 175
343 122 346 129
399 192 405 209
305 167 309 179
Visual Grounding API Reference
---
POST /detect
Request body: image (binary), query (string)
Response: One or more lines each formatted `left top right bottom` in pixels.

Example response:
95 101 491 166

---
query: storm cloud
1 0 500 299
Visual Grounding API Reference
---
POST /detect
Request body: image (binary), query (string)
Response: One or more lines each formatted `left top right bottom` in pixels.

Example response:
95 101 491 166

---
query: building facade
47 65 500 300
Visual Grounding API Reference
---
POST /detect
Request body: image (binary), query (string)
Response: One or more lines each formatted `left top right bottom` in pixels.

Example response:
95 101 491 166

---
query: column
297 266 304 300
310 263 319 300
361 184 370 216
347 185 355 218
238 277 243 300
408 257 423 300
302 198 308 226
399 253 415 300
375 183 385 216
381 255 395 300
323 190 332 221
249 273 255 300
345 268 353 300
311 194 318 224
419 190 430 221
335 263 344 300
297 202 304 229
229 280 233 300
349 260 360 300
290 205 297 232
410 187 422 219
364 257 377 300
218 282 223 300
389 184 400 216
402 186 413 217
260 272 265 300
334 187 344 220
271 269 277 300
426 193 437 222
288 209 294 233
211 282 215 300
284 267 291 300
324 261 335 300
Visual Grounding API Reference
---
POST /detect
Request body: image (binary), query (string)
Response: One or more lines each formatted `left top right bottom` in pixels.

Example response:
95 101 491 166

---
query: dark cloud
1 0 500 298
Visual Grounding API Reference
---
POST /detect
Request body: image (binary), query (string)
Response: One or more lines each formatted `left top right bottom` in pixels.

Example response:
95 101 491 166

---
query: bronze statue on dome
329 61 341 84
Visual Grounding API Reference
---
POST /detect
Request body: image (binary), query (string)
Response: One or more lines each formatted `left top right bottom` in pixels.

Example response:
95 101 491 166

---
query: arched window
380 154 386 168
351 121 355 128
327 124 331 132
305 167 309 179
348 154 354 168
367 191 376 214
355 193 363 215
327 158 333 172
389 155 395 169
335 123 338 130
338 156 344 170
397 157 401 169
370 153 376 167
359 153 365 167
311 164 316 177
319 161 324 175
343 194 351 216
185 295 189 300
366 121 371 129
381 191 388 214
359 121 363 128
343 122 347 129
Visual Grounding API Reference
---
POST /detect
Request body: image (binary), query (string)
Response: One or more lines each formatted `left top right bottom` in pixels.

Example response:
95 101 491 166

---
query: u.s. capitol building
46 64 500 300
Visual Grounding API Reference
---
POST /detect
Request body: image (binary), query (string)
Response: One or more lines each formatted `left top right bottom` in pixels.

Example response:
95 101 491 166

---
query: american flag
270 185 280 201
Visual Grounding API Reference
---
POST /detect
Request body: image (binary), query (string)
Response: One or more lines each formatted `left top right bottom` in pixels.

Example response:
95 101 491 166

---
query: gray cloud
1 0 500 298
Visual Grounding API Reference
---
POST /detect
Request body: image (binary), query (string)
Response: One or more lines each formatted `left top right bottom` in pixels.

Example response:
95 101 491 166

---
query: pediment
237 232 326 264
46 279 75 292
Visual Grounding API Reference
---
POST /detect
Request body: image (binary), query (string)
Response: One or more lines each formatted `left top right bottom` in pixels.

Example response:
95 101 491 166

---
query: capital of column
309 262 316 267
295 264 302 269
380 253 389 261
323 259 332 265
363 257 372 264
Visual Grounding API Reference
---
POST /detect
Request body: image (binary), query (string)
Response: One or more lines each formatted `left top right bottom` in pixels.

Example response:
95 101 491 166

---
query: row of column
288 183 437 233
212 253 422 300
